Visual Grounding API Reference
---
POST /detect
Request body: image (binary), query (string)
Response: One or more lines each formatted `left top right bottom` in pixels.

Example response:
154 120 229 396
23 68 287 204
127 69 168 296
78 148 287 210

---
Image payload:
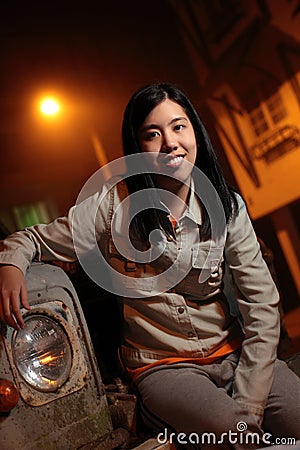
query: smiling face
138 99 197 191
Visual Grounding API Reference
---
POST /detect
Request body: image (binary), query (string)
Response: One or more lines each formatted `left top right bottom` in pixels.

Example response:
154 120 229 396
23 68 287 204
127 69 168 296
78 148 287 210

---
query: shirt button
210 271 218 279
178 307 185 314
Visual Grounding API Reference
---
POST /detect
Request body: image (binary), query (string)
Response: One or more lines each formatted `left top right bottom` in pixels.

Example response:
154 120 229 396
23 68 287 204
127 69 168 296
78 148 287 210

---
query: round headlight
12 315 72 392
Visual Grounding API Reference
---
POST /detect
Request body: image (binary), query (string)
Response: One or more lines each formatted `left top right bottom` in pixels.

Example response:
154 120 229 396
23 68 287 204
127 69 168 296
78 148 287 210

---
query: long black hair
122 83 237 243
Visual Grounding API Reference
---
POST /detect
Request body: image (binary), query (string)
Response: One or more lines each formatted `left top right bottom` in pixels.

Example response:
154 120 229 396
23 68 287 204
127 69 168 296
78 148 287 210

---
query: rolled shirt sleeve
0 187 110 273
0 210 78 273
225 194 280 418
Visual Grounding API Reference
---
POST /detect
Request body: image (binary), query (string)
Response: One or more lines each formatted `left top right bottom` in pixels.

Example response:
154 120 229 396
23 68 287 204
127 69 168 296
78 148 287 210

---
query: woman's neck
154 175 191 222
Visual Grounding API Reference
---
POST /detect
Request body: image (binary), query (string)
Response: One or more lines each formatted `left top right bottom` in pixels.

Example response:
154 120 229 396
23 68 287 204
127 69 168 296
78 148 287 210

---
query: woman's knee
263 359 300 438
136 369 259 436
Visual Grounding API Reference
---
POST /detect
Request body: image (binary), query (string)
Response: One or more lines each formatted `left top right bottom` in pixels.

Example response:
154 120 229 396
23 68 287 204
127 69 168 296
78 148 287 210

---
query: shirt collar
158 178 202 226
184 179 202 225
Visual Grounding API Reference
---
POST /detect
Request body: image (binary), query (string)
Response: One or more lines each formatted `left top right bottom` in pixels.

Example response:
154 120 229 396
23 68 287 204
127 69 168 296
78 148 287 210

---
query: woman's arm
0 209 78 329
0 187 111 329
0 265 29 329
224 194 280 422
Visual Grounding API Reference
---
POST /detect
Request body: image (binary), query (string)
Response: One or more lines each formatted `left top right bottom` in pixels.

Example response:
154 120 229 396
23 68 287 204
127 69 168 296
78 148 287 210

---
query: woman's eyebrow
169 117 188 125
140 117 188 132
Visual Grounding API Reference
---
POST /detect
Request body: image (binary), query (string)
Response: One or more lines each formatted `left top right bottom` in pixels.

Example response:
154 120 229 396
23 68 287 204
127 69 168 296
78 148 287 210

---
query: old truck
0 262 164 450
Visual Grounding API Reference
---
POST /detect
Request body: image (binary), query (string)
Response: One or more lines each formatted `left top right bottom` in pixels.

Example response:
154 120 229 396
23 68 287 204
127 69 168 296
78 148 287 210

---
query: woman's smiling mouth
163 154 186 168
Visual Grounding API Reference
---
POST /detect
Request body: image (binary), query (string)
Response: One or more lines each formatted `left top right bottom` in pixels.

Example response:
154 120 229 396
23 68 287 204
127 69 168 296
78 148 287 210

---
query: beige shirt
0 181 280 417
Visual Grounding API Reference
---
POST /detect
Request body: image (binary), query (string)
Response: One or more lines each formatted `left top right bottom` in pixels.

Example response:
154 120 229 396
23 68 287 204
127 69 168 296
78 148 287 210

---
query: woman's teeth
166 156 184 167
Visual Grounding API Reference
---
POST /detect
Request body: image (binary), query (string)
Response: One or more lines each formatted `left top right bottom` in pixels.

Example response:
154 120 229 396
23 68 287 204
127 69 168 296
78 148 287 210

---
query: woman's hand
0 265 30 330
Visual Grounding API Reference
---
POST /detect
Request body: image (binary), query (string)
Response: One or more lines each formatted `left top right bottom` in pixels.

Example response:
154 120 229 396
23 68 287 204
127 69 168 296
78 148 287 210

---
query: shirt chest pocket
106 237 154 294
181 244 224 297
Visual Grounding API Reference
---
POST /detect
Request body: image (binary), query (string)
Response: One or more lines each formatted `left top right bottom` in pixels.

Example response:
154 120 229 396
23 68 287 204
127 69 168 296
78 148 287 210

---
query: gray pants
135 353 300 449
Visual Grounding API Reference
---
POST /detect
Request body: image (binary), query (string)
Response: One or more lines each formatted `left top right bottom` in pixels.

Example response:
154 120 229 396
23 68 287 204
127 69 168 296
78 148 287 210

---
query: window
247 90 286 137
243 80 287 137
249 107 269 136
266 92 287 124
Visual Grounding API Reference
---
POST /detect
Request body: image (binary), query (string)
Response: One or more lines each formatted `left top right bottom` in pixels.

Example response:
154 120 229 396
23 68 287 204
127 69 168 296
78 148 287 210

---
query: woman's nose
161 133 178 152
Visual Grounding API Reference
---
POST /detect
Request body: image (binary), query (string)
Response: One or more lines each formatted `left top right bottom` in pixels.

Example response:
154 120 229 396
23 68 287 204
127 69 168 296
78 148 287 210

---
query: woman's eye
145 131 160 140
174 124 185 131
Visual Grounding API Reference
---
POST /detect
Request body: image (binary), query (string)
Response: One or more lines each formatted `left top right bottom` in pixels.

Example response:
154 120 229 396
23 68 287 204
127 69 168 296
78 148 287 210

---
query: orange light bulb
0 379 19 412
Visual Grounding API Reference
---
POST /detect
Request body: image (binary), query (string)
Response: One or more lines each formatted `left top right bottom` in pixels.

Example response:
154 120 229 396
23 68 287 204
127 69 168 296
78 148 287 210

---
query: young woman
0 83 299 449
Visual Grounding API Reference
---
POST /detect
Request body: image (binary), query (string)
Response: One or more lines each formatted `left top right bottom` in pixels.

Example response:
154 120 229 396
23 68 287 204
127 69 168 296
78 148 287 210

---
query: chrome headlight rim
5 300 88 407
12 313 73 393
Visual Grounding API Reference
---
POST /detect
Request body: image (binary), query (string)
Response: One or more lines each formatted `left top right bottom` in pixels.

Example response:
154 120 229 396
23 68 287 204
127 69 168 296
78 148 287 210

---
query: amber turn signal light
0 379 19 412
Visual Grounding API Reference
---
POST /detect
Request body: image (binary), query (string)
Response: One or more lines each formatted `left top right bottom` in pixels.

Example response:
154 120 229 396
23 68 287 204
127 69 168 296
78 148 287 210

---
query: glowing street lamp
40 97 60 116
37 94 109 174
